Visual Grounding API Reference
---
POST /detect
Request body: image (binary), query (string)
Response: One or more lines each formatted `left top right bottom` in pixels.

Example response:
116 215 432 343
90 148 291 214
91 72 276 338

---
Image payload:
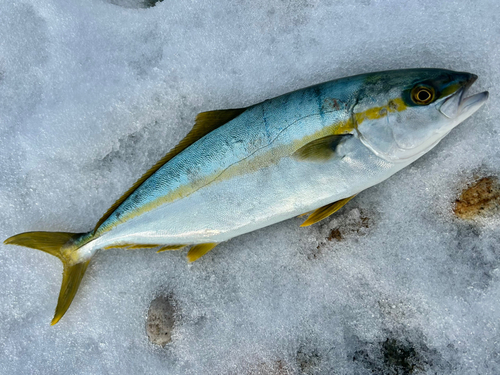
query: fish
4 69 488 325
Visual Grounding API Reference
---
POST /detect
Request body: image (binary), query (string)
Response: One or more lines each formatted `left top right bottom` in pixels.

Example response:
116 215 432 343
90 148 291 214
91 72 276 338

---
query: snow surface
0 0 498 374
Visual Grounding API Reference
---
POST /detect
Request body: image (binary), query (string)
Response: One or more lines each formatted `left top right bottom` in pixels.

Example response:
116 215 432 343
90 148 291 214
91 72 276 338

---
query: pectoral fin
293 134 352 161
300 195 356 227
187 243 218 263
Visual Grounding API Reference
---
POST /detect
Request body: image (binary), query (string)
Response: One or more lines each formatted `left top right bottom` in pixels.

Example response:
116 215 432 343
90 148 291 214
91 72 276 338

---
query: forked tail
4 231 92 325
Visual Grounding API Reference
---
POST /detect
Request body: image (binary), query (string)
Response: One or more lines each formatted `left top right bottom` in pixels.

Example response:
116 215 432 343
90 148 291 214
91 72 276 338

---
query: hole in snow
146 294 177 347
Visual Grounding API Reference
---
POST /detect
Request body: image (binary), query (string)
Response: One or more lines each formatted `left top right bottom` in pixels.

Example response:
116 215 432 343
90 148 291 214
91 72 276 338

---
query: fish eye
411 86 435 105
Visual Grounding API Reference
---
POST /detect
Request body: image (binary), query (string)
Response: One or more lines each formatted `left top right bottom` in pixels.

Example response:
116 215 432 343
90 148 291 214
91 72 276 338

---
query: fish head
352 69 489 163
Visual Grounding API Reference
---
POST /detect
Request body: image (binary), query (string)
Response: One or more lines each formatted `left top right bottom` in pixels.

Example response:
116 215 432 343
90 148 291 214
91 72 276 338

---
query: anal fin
103 243 133 250
157 244 187 253
187 243 218 263
103 243 166 250
127 244 162 249
300 195 356 227
103 243 188 252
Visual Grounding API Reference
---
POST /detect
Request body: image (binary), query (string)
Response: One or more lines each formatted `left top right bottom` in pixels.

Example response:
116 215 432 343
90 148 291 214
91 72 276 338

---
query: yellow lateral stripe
301 195 356 227
355 98 407 125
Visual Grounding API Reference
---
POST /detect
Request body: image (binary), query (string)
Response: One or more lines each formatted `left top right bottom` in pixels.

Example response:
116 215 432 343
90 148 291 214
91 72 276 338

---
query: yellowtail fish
4 69 488 324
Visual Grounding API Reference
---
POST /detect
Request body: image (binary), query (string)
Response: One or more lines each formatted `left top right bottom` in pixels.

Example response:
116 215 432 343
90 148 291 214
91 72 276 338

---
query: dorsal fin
93 107 248 233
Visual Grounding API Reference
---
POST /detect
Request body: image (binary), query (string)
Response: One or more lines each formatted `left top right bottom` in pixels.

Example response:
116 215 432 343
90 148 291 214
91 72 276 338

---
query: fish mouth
439 74 489 119
458 89 489 116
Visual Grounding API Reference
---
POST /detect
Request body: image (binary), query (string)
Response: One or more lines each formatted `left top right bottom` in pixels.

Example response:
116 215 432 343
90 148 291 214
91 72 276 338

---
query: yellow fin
104 243 186 252
194 108 248 131
93 107 248 233
51 260 90 325
103 243 134 250
157 244 187 253
127 244 162 249
300 195 356 227
4 231 91 325
293 134 352 161
187 243 218 263
4 231 82 258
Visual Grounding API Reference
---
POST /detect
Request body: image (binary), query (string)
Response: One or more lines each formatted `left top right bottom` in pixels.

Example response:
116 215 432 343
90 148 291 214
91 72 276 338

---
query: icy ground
0 0 499 374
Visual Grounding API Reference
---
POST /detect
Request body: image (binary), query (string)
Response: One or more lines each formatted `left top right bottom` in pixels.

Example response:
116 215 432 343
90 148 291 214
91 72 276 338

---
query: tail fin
4 231 91 325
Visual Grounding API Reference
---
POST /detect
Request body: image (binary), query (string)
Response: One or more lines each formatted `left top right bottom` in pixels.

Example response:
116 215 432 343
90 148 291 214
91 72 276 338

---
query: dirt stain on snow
454 176 500 219
146 295 177 347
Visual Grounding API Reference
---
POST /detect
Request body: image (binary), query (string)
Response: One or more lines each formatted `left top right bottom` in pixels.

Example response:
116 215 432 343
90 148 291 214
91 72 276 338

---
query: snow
0 0 498 374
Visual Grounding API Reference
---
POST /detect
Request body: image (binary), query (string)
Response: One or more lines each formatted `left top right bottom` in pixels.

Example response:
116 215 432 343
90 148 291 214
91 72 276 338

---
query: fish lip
440 74 488 118
458 90 489 114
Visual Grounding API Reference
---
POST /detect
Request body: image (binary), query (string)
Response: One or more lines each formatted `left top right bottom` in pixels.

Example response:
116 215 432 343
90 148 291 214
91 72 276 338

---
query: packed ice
0 0 499 374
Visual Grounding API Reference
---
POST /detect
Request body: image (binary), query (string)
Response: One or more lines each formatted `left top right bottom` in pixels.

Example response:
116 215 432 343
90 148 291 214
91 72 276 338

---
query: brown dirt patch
454 177 500 219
